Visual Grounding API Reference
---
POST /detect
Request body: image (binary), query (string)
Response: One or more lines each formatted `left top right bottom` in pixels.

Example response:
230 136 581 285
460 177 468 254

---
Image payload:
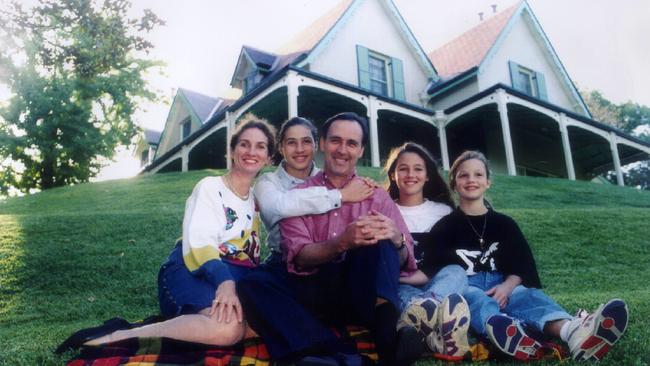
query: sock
371 302 398 366
560 319 572 342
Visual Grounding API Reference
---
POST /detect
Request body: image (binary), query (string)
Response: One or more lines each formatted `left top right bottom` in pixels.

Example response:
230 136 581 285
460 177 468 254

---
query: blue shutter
356 45 370 90
535 71 548 101
508 61 520 91
391 57 405 101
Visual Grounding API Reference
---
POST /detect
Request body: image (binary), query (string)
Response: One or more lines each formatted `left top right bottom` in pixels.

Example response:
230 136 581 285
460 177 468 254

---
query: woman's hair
448 150 491 191
229 113 277 159
383 142 454 207
274 117 318 164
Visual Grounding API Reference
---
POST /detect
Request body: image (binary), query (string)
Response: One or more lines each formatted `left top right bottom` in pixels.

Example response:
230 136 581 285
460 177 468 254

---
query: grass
1 168 649 365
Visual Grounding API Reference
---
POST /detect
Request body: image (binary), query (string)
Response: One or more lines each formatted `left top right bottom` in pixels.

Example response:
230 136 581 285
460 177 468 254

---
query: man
238 112 417 366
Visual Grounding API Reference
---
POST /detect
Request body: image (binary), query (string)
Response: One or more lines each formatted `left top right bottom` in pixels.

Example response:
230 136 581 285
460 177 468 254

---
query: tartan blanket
66 323 565 365
66 325 377 366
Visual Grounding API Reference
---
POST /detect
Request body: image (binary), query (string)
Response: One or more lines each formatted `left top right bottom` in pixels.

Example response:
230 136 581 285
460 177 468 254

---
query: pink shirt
280 171 417 276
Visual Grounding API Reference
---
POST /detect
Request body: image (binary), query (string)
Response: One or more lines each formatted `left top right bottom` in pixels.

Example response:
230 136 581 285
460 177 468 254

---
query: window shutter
508 61 520 91
391 57 405 101
535 71 548 101
356 45 370 90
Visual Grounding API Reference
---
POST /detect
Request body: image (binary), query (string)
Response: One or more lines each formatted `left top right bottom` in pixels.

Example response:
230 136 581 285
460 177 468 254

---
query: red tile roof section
428 2 519 79
277 0 354 55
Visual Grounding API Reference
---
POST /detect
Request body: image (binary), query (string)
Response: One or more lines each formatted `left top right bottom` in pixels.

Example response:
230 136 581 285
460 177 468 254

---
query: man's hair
321 112 369 146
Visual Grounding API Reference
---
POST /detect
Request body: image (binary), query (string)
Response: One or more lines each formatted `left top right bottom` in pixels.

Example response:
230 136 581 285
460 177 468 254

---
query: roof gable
428 3 517 79
428 1 590 116
178 88 222 123
290 0 436 79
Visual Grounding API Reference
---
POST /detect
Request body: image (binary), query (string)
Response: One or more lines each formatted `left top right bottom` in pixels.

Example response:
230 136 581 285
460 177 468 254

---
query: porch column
225 111 234 169
287 71 299 118
367 95 380 167
496 89 517 176
181 145 189 172
559 113 576 180
609 132 624 186
435 110 450 171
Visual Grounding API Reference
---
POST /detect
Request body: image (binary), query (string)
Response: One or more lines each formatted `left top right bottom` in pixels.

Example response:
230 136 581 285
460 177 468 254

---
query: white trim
287 71 300 118
496 89 516 176
367 96 380 167
435 110 450 170
609 132 624 186
205 99 224 124
559 113 576 180
446 94 497 127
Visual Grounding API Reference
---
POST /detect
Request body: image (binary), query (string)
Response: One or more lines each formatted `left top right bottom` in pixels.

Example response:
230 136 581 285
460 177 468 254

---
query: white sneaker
397 297 440 336
566 298 628 361
426 293 471 358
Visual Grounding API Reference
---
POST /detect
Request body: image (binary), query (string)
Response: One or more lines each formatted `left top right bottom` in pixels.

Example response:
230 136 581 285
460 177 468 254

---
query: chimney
478 12 484 21
491 4 498 13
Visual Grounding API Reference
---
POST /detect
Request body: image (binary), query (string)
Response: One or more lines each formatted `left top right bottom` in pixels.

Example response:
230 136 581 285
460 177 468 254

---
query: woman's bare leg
85 308 247 346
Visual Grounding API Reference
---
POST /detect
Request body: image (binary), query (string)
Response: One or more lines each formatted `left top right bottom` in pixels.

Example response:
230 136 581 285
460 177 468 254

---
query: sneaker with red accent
397 297 440 336
486 314 542 360
566 298 628 361
427 293 471 359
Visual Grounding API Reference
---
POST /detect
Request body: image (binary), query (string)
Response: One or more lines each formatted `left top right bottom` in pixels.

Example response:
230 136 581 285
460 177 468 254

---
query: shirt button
334 212 338 216
332 232 337 236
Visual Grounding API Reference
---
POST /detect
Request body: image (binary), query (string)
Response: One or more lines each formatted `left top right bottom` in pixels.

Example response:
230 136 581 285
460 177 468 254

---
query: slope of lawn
0 168 649 365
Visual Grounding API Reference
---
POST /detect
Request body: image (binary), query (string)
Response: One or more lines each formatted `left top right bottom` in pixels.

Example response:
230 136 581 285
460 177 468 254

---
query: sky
1 0 649 181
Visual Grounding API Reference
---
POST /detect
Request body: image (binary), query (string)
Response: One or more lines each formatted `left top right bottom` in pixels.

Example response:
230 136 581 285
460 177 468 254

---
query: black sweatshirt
419 209 542 289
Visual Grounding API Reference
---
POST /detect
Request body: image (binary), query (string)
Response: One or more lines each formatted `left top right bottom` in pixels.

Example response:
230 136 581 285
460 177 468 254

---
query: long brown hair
384 142 454 207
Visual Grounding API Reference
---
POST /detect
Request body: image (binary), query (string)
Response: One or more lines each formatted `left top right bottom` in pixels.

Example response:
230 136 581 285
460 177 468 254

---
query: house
133 128 161 168
144 0 650 186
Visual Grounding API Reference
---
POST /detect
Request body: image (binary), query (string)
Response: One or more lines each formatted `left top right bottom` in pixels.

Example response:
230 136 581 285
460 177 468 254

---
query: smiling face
393 152 427 203
453 158 491 202
279 124 315 178
320 119 365 181
231 127 271 176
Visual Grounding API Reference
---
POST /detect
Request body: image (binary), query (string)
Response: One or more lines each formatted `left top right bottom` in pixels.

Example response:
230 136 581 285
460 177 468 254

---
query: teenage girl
384 142 471 360
419 150 628 361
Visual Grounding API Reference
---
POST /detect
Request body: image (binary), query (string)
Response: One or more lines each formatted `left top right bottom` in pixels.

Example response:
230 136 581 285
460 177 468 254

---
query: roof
242 45 277 69
143 129 161 145
276 0 354 55
428 3 518 79
178 88 221 123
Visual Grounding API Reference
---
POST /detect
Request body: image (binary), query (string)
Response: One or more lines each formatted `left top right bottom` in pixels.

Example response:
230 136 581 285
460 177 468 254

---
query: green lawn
1 169 649 365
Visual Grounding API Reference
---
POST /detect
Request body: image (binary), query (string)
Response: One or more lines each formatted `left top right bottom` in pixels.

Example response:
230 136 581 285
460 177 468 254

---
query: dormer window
244 72 258 94
357 45 405 101
181 118 191 141
509 61 548 101
368 54 391 96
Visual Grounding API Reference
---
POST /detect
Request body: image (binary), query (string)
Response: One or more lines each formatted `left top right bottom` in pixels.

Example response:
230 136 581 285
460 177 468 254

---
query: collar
278 161 320 185
319 170 357 189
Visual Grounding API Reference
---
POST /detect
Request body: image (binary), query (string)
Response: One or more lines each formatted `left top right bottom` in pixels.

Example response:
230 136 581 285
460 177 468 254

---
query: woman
254 116 375 264
384 142 470 360
57 116 276 351
419 150 628 361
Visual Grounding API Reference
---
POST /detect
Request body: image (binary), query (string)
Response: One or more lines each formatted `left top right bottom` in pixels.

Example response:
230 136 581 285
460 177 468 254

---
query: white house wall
478 13 581 114
308 0 430 107
428 80 480 111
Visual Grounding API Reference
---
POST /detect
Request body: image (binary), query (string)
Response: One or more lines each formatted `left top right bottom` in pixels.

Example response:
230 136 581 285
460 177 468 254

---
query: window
181 119 191 141
356 45 405 101
140 149 149 167
368 54 389 96
244 72 257 94
509 61 548 101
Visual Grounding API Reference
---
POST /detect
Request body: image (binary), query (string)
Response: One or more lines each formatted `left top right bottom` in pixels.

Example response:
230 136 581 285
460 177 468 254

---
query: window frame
180 118 191 142
368 52 392 97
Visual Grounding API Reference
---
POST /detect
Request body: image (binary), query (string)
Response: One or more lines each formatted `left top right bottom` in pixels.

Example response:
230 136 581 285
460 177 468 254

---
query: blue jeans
398 264 468 310
464 272 571 335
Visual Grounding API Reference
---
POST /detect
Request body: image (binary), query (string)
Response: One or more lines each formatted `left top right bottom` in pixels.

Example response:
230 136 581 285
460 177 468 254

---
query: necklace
223 174 250 200
465 213 487 248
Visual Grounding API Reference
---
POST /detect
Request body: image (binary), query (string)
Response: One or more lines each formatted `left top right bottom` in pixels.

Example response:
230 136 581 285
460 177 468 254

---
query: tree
582 90 650 190
0 0 164 194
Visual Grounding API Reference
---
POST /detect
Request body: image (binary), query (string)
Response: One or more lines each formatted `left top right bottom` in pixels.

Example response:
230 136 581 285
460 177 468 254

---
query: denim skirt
157 242 252 317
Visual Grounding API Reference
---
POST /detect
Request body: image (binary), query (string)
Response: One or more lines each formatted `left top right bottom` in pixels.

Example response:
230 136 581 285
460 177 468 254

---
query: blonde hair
448 150 490 191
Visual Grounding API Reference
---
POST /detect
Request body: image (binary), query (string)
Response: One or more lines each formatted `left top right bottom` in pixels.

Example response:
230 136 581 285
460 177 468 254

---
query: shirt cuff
329 189 342 208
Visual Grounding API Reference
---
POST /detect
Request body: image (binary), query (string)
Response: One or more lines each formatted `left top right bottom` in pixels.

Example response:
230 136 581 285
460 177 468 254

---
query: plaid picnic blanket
66 325 377 366
66 323 565 365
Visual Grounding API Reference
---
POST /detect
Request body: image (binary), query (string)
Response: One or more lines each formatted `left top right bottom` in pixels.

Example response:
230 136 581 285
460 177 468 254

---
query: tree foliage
582 90 650 190
0 0 164 194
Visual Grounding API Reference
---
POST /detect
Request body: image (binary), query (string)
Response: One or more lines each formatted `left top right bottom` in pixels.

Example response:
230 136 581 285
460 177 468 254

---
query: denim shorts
157 243 252 317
